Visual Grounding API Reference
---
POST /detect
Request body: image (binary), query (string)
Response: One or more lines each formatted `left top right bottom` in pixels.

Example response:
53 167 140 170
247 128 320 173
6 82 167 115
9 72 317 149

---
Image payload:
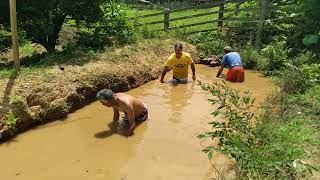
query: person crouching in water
216 46 245 82
96 89 149 137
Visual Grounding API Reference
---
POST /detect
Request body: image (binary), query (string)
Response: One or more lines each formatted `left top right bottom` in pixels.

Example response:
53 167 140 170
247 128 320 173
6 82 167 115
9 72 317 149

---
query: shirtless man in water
96 89 149 137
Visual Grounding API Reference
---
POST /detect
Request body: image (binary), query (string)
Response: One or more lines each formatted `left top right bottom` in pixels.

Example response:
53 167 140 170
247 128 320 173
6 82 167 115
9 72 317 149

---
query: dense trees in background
0 0 318 54
0 0 102 52
265 0 319 57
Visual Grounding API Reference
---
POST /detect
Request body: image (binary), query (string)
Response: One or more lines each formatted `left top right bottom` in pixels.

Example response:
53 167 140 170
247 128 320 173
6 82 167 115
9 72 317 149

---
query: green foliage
284 85 320 117
238 43 262 69
259 41 289 75
187 31 228 56
0 25 11 52
9 95 23 104
291 51 316 66
6 111 19 128
198 80 319 179
136 25 163 39
303 34 319 47
0 0 101 52
266 0 320 57
77 0 136 49
276 63 320 95
99 0 136 44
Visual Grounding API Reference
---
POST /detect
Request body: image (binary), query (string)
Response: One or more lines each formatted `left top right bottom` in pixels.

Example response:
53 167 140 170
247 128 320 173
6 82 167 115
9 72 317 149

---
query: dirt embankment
0 39 197 141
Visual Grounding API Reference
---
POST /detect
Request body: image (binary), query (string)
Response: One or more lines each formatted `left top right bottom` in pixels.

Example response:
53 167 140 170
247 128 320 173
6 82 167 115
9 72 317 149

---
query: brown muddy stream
0 65 275 180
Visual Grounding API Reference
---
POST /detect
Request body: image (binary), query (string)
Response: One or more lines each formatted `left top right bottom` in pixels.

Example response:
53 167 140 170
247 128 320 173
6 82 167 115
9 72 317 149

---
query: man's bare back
114 93 146 118
96 89 148 137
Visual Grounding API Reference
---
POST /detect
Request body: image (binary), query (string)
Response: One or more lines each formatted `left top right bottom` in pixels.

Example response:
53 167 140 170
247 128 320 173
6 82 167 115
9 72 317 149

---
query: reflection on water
0 65 275 180
164 82 195 123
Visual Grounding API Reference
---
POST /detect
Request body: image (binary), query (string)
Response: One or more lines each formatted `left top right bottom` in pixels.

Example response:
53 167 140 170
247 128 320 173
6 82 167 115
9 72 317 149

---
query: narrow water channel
0 65 275 180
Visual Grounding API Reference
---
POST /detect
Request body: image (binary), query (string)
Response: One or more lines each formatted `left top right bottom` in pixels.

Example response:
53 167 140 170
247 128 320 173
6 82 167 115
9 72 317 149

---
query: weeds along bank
188 29 320 179
0 39 197 141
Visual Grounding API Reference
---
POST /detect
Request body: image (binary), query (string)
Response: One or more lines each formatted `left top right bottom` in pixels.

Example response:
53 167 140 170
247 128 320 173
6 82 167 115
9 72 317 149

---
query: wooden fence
136 0 258 32
134 0 270 47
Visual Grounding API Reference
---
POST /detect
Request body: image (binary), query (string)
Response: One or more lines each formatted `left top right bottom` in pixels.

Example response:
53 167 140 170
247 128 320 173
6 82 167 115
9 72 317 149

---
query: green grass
130 7 220 32
20 41 37 57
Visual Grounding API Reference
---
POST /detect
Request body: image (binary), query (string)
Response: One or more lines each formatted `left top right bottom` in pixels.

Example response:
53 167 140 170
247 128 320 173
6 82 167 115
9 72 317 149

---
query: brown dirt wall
0 39 198 141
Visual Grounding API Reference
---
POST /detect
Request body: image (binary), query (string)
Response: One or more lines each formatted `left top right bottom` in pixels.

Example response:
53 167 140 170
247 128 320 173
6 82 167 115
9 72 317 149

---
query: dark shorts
122 108 149 122
172 76 188 83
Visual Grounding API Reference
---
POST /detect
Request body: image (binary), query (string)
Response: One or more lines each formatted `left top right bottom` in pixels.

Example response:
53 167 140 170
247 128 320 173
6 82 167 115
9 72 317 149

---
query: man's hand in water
127 130 134 137
111 121 119 132
192 75 196 81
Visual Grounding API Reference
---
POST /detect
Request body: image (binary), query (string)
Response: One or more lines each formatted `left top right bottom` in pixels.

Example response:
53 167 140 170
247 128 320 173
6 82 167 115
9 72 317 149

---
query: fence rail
136 0 258 33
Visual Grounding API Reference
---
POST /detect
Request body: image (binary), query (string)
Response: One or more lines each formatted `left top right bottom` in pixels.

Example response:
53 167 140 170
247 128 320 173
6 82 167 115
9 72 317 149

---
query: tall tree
0 0 101 52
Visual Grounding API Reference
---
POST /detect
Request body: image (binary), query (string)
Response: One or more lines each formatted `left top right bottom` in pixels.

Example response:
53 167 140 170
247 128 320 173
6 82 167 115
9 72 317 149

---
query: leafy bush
0 25 11 52
276 64 320 95
284 85 320 117
259 41 290 75
198 81 318 179
187 31 228 56
6 111 18 128
136 25 163 39
0 0 101 52
238 43 263 69
301 64 320 84
77 1 136 49
291 51 317 66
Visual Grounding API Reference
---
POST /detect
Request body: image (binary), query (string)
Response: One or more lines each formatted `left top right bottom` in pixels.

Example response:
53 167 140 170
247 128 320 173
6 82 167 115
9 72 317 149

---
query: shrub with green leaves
6 111 18 128
259 41 290 75
238 43 263 69
77 0 136 49
0 25 11 52
276 64 320 95
0 0 101 53
187 31 228 56
198 81 318 179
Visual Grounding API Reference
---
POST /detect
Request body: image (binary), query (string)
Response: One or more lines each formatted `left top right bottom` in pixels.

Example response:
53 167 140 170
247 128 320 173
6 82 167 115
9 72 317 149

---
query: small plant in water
6 111 19 128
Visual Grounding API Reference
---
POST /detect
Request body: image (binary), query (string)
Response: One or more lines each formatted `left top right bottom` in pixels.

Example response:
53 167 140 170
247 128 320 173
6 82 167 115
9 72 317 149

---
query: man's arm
112 107 120 122
191 63 196 81
125 108 136 137
216 65 224 77
160 66 171 83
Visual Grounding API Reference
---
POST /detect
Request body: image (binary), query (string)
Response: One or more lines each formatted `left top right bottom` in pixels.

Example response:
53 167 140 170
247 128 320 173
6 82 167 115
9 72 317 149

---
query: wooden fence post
218 0 225 28
9 0 20 72
164 8 170 32
255 0 268 49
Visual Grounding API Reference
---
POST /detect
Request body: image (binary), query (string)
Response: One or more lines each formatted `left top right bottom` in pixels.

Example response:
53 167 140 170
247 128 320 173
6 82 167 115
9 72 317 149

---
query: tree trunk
46 14 67 53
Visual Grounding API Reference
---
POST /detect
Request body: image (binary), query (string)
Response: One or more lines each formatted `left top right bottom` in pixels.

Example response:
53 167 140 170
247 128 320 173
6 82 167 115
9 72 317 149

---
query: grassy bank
0 38 197 141
192 31 320 178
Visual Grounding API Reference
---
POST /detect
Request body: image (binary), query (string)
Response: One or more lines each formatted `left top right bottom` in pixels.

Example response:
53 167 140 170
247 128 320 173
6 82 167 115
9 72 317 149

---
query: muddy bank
0 39 197 141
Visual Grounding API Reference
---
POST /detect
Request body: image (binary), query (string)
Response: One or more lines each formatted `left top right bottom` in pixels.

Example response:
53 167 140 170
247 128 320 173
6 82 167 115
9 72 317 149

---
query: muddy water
0 65 275 180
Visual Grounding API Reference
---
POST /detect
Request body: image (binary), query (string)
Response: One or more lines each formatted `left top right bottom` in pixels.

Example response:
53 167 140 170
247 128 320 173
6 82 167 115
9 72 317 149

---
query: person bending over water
216 46 245 82
96 89 149 137
160 43 196 83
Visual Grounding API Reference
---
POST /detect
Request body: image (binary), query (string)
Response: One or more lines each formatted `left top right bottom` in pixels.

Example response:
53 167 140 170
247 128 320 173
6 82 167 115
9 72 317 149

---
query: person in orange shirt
160 43 196 83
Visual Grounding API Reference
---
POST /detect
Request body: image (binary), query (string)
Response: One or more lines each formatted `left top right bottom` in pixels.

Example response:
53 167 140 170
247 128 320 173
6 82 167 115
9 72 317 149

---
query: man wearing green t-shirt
160 43 196 83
